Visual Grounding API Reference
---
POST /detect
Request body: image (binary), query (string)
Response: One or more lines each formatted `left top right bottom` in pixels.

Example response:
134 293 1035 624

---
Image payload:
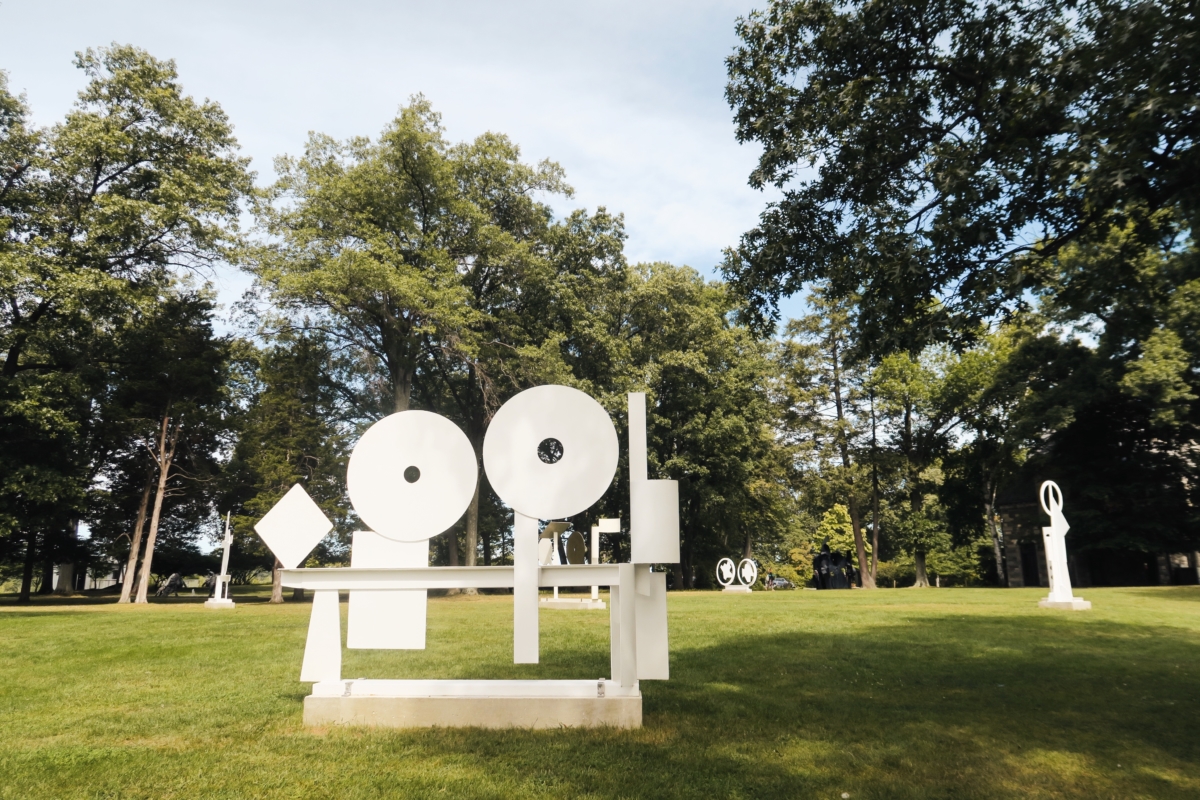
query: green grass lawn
1 586 1198 799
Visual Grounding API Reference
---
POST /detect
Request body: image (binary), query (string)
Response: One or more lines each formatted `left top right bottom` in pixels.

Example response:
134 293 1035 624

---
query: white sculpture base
540 597 606 610
303 679 641 729
1039 597 1091 610
722 585 752 593
203 598 235 609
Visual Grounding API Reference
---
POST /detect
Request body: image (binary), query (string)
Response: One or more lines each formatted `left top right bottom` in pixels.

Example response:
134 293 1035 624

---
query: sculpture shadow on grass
322 613 1200 799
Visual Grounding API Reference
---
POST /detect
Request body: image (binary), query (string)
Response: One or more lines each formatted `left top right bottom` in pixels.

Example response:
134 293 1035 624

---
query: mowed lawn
1 587 1199 799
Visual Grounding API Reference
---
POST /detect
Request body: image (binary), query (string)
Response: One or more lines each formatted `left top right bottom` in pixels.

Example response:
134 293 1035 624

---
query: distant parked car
769 577 794 590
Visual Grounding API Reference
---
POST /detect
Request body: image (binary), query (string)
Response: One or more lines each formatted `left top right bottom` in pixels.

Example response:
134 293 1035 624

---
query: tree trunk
17 530 36 603
871 489 881 582
985 483 1006 586
869 387 880 582
291 587 306 601
462 479 480 595
135 413 180 604
830 337 875 588
847 498 876 589
270 557 284 603
118 475 154 604
38 557 54 594
913 550 930 587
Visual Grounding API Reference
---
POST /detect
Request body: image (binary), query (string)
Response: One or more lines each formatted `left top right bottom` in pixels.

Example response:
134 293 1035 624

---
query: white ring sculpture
716 557 736 586
738 558 758 586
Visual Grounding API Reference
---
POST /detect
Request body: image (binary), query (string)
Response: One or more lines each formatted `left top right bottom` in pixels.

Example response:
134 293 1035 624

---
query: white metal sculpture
204 512 235 609
253 387 679 728
1037 480 1091 610
716 557 757 593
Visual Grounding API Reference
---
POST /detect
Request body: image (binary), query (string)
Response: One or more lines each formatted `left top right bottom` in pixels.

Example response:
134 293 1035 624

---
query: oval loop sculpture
483 385 619 520
716 557 736 586
738 558 758 587
347 410 478 543
1040 480 1064 516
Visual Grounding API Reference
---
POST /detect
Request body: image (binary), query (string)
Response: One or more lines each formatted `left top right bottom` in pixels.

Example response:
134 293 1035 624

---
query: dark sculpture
155 572 184 597
812 543 858 589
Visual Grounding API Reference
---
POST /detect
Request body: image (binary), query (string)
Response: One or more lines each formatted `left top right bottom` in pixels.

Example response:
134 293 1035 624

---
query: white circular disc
347 410 478 542
483 385 618 520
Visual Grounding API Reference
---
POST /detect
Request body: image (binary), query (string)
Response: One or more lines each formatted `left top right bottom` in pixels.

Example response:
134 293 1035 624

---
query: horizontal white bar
310 678 640 699
280 564 623 591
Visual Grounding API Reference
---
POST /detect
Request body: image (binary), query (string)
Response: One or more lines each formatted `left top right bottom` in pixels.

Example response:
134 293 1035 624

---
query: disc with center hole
347 410 477 542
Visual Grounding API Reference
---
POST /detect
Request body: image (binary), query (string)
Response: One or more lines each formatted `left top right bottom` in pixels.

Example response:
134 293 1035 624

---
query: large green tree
724 0 1198 347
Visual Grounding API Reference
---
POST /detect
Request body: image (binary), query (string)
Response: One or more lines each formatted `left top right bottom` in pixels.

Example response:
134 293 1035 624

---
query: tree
723 0 1199 349
777 289 876 587
104 290 231 603
0 48 250 599
224 330 350 601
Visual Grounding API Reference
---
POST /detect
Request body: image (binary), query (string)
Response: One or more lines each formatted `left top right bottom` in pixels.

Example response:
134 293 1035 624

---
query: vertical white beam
618 563 638 687
609 582 621 681
628 392 648 483
513 511 539 663
300 590 341 683
591 524 600 601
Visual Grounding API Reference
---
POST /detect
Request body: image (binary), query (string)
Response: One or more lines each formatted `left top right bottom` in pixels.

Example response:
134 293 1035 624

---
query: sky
2 0 805 322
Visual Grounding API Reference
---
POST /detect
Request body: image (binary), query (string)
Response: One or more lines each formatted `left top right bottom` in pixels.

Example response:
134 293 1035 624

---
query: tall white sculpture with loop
1037 480 1091 610
252 386 679 729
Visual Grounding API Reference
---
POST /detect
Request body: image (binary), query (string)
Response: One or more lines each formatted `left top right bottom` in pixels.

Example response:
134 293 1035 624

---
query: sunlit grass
1 586 1198 798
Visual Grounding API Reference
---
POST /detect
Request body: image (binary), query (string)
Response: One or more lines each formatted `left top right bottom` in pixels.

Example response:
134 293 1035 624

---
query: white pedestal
722 585 752 593
203 598 236 609
303 679 641 729
1039 597 1091 610
540 597 606 610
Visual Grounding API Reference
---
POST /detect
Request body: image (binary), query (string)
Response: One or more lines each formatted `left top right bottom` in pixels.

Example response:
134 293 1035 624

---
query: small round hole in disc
403 465 421 483
537 438 564 464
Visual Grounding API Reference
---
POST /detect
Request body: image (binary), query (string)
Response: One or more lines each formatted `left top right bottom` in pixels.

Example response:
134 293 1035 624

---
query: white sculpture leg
616 563 638 687
348 531 428 649
634 567 669 680
591 524 600 601
300 590 341 682
609 580 622 683
513 512 539 663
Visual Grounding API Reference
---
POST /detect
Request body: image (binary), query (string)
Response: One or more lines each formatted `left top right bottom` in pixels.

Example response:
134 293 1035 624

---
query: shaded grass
1 586 1199 798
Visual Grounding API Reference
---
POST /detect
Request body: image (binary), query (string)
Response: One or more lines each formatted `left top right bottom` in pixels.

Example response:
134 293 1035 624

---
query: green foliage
724 0 1200 346
814 504 868 559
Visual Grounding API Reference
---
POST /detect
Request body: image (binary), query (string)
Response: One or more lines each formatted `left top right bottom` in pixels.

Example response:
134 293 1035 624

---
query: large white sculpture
1037 480 1091 610
254 387 680 729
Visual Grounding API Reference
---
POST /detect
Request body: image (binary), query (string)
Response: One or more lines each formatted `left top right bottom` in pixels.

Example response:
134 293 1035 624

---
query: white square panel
254 483 333 570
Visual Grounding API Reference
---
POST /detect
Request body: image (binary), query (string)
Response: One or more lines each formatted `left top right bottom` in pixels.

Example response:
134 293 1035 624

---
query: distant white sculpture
1037 480 1091 610
717 557 756 593
204 512 235 609
253 387 679 729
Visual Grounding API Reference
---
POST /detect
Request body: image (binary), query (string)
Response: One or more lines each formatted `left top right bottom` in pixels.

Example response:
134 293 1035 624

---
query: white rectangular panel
631 479 680 564
635 568 669 680
347 531 428 650
628 393 648 483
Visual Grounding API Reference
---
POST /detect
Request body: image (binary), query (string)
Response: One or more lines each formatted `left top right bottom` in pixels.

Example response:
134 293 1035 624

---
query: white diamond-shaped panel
254 483 334 569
